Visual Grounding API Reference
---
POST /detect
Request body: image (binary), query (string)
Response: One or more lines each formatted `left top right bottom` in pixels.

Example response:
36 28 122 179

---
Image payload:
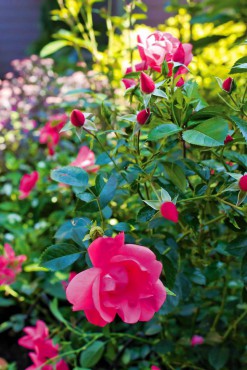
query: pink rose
151 366 161 370
137 31 193 74
140 71 155 94
191 335 204 347
160 202 179 223
19 320 69 370
137 108 151 125
66 232 166 327
39 114 67 156
224 135 233 145
0 244 26 285
222 77 235 94
70 109 85 127
70 146 99 173
239 174 247 192
18 320 49 350
19 171 39 199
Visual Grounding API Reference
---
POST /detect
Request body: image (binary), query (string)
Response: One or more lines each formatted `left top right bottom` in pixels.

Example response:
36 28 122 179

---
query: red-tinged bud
137 108 151 125
125 66 133 74
224 135 233 144
122 78 136 89
140 71 155 94
176 77 184 87
167 62 173 77
239 174 247 192
160 201 178 223
222 77 235 94
70 109 85 127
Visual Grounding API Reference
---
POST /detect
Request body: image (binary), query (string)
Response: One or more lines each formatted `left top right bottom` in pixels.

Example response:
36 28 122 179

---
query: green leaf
230 116 247 142
40 40 70 57
190 106 226 121
113 222 132 232
230 56 247 74
40 243 82 271
208 347 229 370
148 124 182 141
123 71 140 79
183 117 228 147
241 253 247 285
55 217 90 241
152 89 168 99
143 200 161 210
50 299 67 324
162 255 177 290
137 206 157 222
223 151 247 169
51 166 89 187
225 236 247 257
80 341 105 368
164 162 187 192
191 269 206 285
99 175 118 209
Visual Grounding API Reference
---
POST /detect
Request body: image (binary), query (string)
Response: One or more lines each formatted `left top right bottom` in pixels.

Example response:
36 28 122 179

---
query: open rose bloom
0 243 26 285
66 232 166 327
137 31 193 76
70 146 99 173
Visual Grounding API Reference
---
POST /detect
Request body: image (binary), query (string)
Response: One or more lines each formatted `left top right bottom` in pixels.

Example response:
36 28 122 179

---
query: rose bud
222 77 235 94
239 174 247 192
122 78 136 89
137 108 151 125
140 71 155 94
70 109 85 127
191 335 204 347
224 135 233 144
160 201 179 223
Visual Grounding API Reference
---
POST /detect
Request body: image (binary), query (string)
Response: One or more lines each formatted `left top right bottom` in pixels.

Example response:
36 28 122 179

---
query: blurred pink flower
18 320 49 350
151 366 161 370
39 114 67 156
19 320 69 370
70 146 99 173
191 335 204 347
0 244 26 285
66 232 166 327
19 171 39 199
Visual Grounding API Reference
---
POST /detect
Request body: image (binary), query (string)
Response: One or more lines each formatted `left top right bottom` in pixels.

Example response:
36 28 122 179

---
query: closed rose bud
70 109 85 127
140 71 155 94
224 135 233 144
239 174 247 192
160 201 178 223
191 335 204 347
222 77 235 94
137 108 151 125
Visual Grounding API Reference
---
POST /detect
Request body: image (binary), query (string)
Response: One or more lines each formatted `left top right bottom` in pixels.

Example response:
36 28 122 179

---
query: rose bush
0 1 247 369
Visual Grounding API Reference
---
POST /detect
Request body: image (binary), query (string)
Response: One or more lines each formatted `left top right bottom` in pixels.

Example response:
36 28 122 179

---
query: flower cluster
18 320 69 370
66 233 166 327
0 244 26 285
123 31 193 89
